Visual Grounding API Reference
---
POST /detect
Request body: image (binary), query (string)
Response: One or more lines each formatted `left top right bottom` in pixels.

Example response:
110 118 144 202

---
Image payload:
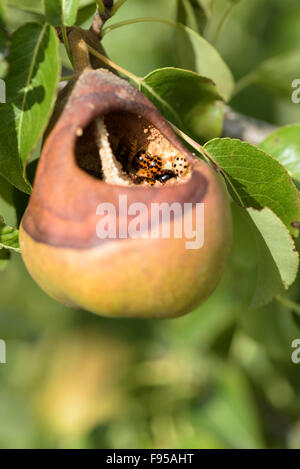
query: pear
20 69 232 318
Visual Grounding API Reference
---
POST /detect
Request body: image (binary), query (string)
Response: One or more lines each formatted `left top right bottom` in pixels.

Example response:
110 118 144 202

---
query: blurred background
0 0 300 449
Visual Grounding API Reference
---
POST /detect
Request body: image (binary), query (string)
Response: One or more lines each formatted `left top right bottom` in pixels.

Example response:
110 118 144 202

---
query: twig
223 105 277 145
68 29 91 73
212 2 237 45
91 1 114 38
61 23 73 67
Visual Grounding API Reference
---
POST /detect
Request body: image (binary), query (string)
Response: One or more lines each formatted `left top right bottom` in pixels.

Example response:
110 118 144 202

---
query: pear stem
68 29 91 73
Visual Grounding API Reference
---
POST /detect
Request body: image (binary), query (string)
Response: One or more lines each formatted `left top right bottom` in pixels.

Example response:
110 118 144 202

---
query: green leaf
177 0 200 32
141 67 223 141
197 0 213 17
197 366 265 449
0 248 10 271
0 217 20 252
0 2 8 50
204 138 300 236
44 0 79 26
176 0 208 33
6 0 44 14
0 22 61 193
0 1 8 78
44 0 62 26
171 20 234 101
76 2 96 26
0 59 7 79
0 175 18 227
240 50 300 98
247 208 298 308
259 124 300 183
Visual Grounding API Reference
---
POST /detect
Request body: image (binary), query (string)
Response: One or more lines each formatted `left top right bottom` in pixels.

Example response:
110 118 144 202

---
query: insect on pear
116 139 180 185
173 156 188 176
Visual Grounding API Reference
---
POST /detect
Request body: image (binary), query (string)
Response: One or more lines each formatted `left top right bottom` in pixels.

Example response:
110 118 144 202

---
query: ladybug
173 156 188 176
143 177 156 186
130 150 163 184
117 144 178 186
137 169 177 186
155 169 177 184
131 150 162 175
133 172 156 186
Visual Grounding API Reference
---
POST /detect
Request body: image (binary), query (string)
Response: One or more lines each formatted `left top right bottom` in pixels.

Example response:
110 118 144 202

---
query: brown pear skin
20 69 232 319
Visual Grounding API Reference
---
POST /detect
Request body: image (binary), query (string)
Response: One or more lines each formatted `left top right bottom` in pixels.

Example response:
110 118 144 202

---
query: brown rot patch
74 110 191 187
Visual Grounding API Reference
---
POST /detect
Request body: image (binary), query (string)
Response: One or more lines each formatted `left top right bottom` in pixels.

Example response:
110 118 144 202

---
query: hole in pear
74 111 190 186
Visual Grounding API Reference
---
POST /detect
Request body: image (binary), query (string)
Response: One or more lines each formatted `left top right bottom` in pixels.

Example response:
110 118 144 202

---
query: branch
223 105 277 145
91 1 114 38
68 29 91 73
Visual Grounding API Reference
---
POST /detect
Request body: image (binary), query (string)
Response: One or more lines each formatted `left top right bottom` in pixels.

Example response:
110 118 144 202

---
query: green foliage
197 0 213 17
241 50 300 98
204 138 300 236
196 366 264 449
0 22 60 193
200 137 300 306
44 0 79 27
176 0 209 34
170 19 234 101
0 216 20 252
259 124 300 183
76 2 96 26
141 67 223 141
0 0 300 450
0 248 10 270
0 3 8 78
247 207 298 307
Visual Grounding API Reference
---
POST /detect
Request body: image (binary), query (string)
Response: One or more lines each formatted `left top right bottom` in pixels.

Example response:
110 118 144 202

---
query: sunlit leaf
259 124 300 183
0 216 20 252
0 23 61 193
44 0 79 26
247 207 298 307
141 67 223 141
171 20 234 101
204 138 300 236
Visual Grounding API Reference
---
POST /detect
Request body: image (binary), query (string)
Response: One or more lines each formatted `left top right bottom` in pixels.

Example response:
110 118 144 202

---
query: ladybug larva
173 155 188 176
